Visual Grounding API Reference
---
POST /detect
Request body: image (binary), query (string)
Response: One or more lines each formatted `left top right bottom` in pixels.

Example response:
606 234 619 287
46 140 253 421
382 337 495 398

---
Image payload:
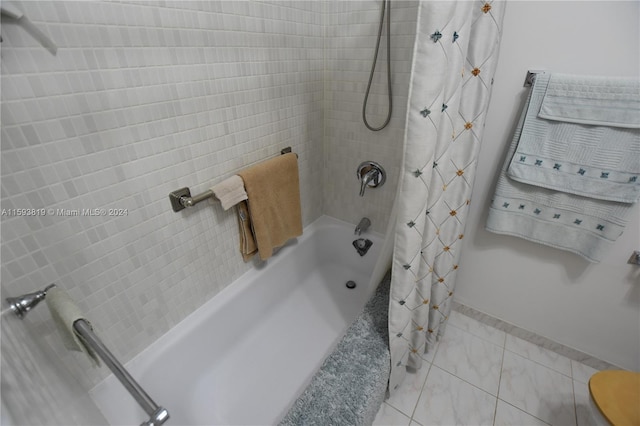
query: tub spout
355 217 371 235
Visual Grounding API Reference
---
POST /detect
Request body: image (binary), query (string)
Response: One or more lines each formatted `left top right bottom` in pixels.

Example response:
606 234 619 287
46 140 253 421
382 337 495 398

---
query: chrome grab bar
73 320 169 426
5 285 169 426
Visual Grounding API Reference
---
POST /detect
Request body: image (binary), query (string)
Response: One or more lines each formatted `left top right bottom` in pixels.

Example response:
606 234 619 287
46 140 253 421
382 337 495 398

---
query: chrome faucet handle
357 161 386 197
359 169 378 196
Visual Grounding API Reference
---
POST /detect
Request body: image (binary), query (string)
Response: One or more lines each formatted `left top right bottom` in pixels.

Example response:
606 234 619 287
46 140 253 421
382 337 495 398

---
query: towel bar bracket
169 187 215 212
169 187 191 212
524 70 545 87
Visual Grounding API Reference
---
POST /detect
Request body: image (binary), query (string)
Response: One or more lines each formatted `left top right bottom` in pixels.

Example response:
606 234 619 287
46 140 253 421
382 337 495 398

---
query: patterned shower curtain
389 0 505 393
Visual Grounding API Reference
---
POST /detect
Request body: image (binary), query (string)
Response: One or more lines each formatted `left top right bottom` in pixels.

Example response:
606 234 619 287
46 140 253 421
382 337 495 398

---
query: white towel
45 287 100 366
538 73 640 128
486 81 636 263
211 175 248 211
506 73 640 203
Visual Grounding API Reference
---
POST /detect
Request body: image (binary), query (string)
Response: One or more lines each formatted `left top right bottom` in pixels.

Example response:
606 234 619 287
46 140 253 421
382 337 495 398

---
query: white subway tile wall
1 0 327 390
323 1 417 231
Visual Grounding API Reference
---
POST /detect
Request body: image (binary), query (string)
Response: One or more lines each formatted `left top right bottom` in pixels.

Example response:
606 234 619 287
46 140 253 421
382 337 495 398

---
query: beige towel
237 153 303 261
237 200 258 261
45 287 100 367
211 175 248 210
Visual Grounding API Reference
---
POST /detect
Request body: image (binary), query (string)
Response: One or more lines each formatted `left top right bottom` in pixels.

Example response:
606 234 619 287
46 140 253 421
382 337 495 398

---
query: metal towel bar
73 320 169 426
5 285 169 426
169 146 296 212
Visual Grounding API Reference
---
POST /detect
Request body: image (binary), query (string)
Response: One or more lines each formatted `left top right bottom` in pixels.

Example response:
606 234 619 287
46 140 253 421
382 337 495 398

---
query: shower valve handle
357 161 386 196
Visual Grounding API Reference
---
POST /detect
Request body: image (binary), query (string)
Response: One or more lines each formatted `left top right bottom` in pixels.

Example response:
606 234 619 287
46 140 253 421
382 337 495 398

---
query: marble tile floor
373 310 600 426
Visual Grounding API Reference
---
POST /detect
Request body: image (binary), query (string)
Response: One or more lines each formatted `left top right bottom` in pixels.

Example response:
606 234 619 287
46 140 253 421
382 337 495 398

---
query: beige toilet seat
589 370 640 426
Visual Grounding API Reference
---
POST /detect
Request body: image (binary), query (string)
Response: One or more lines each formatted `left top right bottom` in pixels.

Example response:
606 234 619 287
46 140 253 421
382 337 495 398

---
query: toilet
588 371 640 426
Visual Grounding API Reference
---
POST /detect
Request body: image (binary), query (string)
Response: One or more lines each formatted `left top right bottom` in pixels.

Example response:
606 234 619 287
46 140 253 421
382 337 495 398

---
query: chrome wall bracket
524 70 546 87
169 187 192 212
6 283 56 318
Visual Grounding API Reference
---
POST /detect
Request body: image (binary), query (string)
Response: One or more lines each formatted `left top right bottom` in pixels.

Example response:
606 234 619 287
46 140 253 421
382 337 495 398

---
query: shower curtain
389 0 505 392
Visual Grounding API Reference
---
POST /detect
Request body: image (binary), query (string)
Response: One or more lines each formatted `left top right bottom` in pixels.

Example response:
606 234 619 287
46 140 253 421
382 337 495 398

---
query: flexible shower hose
362 0 392 132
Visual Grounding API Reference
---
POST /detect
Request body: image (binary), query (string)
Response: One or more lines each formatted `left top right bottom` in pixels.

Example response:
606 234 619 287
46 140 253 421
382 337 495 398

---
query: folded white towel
211 175 248 211
506 73 640 203
539 73 640 128
45 287 100 367
486 83 636 263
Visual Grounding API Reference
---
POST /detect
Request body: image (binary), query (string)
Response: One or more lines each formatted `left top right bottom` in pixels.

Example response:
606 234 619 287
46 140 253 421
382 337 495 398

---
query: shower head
5 283 56 319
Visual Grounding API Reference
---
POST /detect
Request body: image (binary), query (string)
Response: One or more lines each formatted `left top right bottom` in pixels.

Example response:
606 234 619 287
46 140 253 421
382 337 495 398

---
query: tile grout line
380 402 411 424
451 301 619 371
498 351 576 425
407 361 432 426
446 317 565 424
386 312 594 425
497 398 553 426
447 321 505 351
492 340 506 425
429 363 499 402
494 335 555 426
430 324 505 398
503 345 573 379
408 342 440 425
571 378 579 426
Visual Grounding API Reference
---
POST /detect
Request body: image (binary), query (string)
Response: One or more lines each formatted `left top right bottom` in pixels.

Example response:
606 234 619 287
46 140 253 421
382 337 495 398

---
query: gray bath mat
279 272 391 426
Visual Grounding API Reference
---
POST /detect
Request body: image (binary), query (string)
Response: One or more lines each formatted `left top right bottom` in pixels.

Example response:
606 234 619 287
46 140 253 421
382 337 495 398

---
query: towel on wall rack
211 175 247 211
45 287 101 366
486 73 640 263
237 200 258 261
506 73 640 203
237 153 303 261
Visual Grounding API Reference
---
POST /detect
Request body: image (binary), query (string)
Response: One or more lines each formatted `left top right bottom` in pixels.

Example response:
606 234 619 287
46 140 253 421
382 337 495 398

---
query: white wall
456 1 640 371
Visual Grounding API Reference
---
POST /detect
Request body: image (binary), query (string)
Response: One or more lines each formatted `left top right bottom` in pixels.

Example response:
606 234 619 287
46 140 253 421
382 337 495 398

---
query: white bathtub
90 215 383 425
